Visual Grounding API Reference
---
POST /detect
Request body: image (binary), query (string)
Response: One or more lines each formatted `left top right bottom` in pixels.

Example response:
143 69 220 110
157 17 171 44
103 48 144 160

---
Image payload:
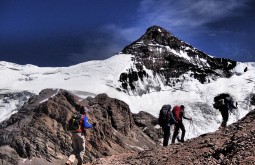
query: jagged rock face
0 90 34 123
0 89 79 165
132 111 159 142
0 89 155 165
89 93 135 135
120 26 237 91
88 110 255 165
81 94 155 160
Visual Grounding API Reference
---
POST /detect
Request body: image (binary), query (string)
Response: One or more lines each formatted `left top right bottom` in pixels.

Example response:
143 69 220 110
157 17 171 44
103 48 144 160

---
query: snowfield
0 54 254 141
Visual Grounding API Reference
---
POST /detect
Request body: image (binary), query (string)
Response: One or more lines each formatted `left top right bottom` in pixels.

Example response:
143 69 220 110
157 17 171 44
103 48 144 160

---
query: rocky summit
119 26 237 93
0 89 156 165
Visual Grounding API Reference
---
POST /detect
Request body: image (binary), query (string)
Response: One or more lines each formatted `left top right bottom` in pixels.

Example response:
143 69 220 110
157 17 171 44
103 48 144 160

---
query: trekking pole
190 120 199 135
188 121 192 137
158 127 161 144
157 128 160 146
249 86 254 111
187 119 194 138
92 126 95 140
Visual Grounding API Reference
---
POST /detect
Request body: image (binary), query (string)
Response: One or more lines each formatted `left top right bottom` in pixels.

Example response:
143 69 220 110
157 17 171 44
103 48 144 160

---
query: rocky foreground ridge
0 89 158 165
88 110 255 165
0 89 254 165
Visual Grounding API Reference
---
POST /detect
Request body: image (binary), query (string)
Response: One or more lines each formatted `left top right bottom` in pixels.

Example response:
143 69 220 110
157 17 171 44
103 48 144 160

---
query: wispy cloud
74 0 253 63
101 0 251 43
138 0 250 28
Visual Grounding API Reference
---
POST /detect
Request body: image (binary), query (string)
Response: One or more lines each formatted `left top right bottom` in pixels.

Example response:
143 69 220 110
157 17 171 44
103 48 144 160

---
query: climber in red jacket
171 105 192 143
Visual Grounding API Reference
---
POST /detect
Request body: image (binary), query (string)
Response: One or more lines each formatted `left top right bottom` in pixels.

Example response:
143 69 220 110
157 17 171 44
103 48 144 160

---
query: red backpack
172 106 182 122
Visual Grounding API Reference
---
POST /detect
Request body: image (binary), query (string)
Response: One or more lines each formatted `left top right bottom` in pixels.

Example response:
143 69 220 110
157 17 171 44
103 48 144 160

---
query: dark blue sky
0 0 255 66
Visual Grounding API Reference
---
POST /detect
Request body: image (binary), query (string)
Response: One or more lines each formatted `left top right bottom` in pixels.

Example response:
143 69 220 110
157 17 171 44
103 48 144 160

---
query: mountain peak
120 25 237 93
145 25 171 34
138 25 176 46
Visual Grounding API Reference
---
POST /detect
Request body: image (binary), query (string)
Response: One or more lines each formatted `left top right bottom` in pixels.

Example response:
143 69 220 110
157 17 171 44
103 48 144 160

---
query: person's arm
230 102 237 109
182 111 192 121
170 111 177 123
83 116 93 128
226 99 237 109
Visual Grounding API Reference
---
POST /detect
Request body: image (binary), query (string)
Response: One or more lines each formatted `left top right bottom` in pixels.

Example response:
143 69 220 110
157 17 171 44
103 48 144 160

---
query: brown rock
89 110 255 164
0 89 156 165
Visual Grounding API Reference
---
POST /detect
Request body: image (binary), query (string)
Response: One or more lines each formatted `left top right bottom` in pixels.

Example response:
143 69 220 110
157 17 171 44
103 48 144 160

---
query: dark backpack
158 104 176 127
213 93 237 112
68 113 84 131
213 99 225 109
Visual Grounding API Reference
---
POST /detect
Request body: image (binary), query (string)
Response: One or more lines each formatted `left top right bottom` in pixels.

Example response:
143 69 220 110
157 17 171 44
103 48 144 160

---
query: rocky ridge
0 90 254 165
0 89 156 165
87 109 255 165
1 89 254 165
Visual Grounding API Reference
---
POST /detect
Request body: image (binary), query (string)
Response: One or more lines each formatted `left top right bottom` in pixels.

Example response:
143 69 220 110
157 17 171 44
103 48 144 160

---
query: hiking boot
177 137 184 143
65 160 72 165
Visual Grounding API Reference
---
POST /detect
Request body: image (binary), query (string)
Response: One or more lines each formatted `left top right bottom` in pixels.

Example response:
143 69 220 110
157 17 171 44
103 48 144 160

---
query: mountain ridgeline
119 26 236 93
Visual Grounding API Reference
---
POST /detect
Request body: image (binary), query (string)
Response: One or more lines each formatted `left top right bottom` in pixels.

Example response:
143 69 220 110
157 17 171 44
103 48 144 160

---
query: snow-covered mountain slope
0 90 34 122
0 54 255 141
122 26 237 86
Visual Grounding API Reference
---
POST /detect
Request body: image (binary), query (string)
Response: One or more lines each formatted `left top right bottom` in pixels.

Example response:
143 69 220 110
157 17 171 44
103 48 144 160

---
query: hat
80 106 89 114
84 107 89 112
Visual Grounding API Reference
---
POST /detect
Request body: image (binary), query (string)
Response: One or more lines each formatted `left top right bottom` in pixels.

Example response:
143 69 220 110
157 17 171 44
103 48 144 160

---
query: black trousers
162 125 170 146
220 109 229 127
172 122 186 143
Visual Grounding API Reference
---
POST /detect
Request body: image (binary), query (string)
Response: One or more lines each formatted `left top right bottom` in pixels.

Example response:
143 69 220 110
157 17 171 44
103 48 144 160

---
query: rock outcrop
0 89 156 165
132 111 159 142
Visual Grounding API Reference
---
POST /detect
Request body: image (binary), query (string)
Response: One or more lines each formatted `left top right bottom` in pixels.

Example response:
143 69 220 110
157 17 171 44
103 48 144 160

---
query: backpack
158 104 176 127
172 106 182 122
224 97 237 112
68 113 84 131
213 99 225 109
213 93 236 112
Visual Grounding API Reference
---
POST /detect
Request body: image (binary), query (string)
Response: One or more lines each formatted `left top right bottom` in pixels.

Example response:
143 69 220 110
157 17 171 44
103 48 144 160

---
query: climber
171 105 192 143
213 93 237 129
66 106 96 165
158 104 176 146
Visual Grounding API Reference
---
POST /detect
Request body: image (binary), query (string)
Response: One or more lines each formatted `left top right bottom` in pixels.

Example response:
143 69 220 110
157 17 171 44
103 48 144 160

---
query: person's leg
76 133 85 165
163 126 170 146
171 124 180 144
66 155 75 165
180 123 186 142
220 109 229 128
221 120 227 127
66 133 79 164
